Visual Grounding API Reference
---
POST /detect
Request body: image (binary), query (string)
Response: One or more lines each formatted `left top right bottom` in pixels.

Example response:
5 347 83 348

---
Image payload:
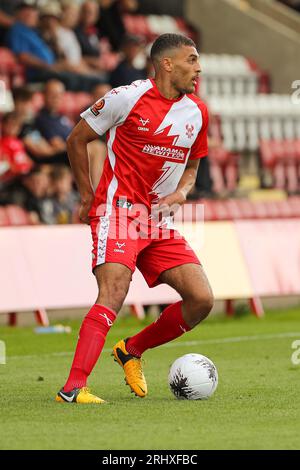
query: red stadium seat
260 140 277 168
202 200 216 221
0 48 25 88
224 199 244 219
294 139 300 161
0 206 10 226
288 197 300 217
0 48 17 69
5 205 31 226
276 200 294 218
212 201 231 220
246 201 266 219
32 91 92 121
59 92 91 121
236 199 257 219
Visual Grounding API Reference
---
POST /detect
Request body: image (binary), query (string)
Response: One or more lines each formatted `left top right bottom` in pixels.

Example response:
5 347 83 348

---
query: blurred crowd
278 0 300 12
0 0 211 225
0 0 151 90
0 76 111 224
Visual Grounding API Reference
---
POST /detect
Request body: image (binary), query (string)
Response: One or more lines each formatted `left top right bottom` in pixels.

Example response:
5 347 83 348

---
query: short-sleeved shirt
81 78 208 218
7 22 55 62
35 108 73 142
6 21 55 80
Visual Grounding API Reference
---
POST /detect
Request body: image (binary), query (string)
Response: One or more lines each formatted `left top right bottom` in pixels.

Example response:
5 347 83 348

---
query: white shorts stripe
96 216 110 265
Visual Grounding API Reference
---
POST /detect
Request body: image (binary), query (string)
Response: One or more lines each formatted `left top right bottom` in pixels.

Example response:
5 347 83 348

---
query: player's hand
151 190 186 220
79 197 94 225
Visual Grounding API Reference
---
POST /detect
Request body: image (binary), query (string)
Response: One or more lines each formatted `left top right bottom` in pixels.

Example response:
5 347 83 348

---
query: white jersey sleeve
80 80 153 136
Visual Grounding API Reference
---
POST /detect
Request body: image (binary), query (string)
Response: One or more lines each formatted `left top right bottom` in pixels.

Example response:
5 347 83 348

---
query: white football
168 353 218 400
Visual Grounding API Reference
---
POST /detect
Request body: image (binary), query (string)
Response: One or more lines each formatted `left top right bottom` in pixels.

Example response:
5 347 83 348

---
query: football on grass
168 353 218 400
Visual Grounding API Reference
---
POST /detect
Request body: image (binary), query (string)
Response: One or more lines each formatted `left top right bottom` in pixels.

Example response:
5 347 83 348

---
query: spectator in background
279 0 300 12
0 112 33 188
38 2 65 63
50 165 79 224
189 156 214 200
97 0 139 51
6 1 106 91
90 83 112 104
109 34 147 88
40 1 106 79
35 80 72 163
13 86 70 165
57 1 82 66
0 8 15 45
0 0 21 43
5 165 54 224
75 0 104 71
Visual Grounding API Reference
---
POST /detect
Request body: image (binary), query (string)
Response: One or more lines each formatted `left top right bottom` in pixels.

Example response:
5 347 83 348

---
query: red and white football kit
81 79 208 287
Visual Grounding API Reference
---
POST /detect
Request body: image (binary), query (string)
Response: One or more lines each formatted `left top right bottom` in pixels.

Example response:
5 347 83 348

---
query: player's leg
160 263 214 327
125 263 214 358
56 263 131 404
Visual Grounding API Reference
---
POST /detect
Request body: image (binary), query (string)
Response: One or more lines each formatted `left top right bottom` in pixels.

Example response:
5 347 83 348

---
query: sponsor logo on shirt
138 117 150 132
142 144 187 161
90 99 105 116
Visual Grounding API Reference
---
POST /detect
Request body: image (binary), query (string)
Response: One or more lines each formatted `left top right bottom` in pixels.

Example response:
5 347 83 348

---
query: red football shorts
90 212 200 287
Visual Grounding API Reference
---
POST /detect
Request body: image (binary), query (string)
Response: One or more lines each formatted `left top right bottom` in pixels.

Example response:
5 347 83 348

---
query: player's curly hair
150 33 196 63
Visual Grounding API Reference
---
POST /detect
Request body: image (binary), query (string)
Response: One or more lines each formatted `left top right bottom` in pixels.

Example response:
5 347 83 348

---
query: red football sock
126 301 191 357
63 304 116 392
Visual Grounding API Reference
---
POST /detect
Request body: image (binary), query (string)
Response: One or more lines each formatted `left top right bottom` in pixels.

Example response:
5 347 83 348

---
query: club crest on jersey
185 124 194 139
91 99 105 116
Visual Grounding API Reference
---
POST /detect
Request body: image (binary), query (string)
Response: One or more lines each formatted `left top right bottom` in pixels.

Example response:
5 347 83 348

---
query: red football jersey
81 79 208 218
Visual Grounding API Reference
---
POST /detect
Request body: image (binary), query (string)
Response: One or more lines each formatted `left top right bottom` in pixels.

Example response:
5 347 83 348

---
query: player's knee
96 280 129 312
197 293 214 320
185 292 214 327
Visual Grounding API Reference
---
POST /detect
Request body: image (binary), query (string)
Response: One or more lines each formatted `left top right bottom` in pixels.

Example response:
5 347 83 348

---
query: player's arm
154 159 201 217
74 87 134 222
66 119 99 224
176 158 200 201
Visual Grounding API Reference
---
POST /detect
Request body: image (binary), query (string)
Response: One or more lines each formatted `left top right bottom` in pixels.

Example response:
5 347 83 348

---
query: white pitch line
6 331 300 361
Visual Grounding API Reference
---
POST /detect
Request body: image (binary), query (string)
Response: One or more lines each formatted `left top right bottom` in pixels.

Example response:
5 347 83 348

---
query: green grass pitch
0 307 300 450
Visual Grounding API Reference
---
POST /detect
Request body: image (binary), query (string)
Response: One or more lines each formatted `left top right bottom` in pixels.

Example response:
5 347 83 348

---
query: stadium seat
32 91 92 122
0 48 25 88
5 205 31 226
208 95 300 153
288 197 300 217
188 197 300 221
0 206 10 226
236 199 257 219
60 92 92 121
